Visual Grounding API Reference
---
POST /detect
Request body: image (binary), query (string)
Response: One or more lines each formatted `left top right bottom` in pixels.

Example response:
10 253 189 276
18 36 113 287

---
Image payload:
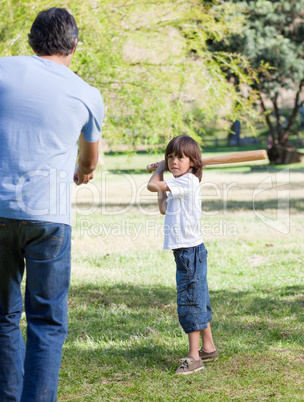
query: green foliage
229 0 304 93
209 0 304 147
0 0 259 147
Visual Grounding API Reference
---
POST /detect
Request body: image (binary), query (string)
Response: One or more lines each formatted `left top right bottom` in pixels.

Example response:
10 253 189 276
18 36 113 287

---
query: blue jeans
173 243 212 334
0 218 71 402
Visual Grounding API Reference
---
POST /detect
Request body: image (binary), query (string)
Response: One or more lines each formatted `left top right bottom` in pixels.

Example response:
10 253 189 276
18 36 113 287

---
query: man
0 8 104 401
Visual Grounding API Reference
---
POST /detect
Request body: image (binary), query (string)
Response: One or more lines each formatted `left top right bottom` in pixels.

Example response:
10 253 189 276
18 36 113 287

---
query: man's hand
74 133 99 185
74 165 94 185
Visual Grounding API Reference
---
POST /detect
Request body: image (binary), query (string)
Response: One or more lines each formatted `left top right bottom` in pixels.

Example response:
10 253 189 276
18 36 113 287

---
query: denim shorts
173 242 212 334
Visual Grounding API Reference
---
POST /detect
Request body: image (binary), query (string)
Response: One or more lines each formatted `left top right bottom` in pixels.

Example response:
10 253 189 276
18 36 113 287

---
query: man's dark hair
165 135 204 181
28 8 79 56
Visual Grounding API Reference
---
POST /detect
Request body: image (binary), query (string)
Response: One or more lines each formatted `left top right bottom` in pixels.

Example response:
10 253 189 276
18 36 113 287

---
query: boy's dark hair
165 135 204 181
28 8 79 56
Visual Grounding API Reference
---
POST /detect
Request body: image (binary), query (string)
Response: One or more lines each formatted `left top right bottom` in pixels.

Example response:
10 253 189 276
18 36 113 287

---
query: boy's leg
0 218 26 402
188 330 200 360
176 330 203 374
21 222 71 402
199 322 219 361
200 322 216 352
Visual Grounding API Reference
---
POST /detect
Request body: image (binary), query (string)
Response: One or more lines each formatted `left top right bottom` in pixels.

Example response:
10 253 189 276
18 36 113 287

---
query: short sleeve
165 174 195 199
82 88 105 143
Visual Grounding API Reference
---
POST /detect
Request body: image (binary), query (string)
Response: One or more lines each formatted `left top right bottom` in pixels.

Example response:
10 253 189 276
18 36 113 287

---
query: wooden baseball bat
146 150 267 172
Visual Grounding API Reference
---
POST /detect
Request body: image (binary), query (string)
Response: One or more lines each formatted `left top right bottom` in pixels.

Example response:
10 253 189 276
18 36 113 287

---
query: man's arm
147 160 170 215
74 132 99 185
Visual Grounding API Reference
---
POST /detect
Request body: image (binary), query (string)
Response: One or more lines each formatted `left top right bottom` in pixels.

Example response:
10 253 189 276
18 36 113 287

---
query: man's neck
36 54 72 67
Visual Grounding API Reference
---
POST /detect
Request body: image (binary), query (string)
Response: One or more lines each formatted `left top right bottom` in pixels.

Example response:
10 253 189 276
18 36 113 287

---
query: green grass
54 152 304 401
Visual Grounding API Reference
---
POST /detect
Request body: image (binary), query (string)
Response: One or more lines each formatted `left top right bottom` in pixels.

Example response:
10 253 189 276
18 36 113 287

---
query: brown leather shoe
198 348 219 361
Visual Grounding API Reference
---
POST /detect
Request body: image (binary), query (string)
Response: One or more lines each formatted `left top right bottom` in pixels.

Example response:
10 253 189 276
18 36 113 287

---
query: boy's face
167 152 193 178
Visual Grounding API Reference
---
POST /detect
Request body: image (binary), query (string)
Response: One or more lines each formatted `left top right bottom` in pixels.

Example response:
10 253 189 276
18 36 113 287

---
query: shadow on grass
202 197 303 212
59 282 304 385
67 282 304 355
73 197 304 212
250 165 304 173
59 285 304 399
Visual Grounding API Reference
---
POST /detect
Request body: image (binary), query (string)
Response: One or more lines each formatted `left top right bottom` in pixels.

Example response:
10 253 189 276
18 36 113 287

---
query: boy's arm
147 160 170 192
147 160 170 215
158 190 168 215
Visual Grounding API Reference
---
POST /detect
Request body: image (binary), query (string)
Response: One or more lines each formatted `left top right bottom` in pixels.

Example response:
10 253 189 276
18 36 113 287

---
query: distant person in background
0 8 104 401
298 105 304 146
299 105 304 131
228 120 241 146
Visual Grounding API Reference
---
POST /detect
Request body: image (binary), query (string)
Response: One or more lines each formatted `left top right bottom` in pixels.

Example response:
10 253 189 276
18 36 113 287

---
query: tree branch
281 79 304 145
272 92 282 141
259 93 275 141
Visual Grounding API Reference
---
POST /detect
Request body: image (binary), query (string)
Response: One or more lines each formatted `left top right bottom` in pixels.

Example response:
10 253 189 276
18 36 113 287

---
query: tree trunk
261 84 304 164
260 94 276 140
267 144 304 164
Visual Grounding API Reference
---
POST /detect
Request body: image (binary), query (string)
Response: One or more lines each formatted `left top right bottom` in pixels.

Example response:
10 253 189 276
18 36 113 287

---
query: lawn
56 150 303 401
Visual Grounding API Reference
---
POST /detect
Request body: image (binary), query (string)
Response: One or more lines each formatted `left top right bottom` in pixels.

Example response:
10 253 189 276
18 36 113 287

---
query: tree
0 0 259 149
208 0 304 163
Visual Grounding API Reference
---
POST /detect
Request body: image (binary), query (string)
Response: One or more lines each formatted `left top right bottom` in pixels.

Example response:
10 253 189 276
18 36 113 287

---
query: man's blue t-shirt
0 55 104 225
